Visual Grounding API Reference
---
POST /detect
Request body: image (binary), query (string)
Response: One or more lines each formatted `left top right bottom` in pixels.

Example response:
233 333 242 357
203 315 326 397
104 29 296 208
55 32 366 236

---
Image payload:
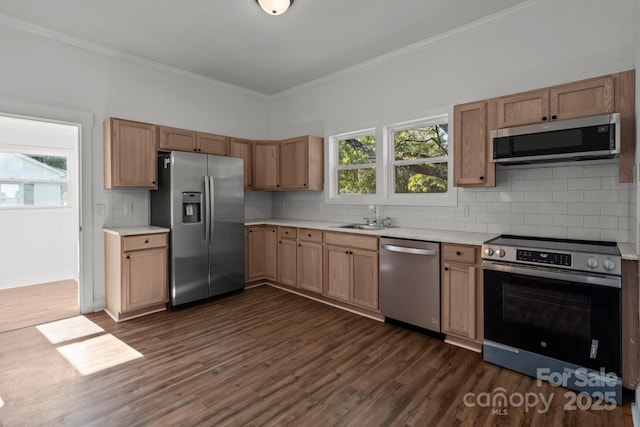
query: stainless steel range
482 235 622 404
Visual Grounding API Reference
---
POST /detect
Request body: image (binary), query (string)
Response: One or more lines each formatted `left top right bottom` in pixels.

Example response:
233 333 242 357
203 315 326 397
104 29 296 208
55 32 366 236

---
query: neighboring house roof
0 153 67 180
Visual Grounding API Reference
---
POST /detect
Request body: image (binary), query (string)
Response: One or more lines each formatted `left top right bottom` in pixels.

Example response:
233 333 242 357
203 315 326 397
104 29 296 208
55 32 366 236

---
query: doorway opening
0 114 80 333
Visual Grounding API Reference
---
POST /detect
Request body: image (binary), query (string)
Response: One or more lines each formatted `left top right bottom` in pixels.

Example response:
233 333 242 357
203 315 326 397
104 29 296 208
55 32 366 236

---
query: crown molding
271 0 556 100
0 13 271 101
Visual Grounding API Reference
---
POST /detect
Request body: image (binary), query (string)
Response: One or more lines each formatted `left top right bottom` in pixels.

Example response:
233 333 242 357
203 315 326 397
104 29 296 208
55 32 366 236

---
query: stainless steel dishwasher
380 238 441 333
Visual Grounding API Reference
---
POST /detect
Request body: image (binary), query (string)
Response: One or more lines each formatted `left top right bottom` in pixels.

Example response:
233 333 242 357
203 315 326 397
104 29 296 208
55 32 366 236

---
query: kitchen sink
333 223 388 230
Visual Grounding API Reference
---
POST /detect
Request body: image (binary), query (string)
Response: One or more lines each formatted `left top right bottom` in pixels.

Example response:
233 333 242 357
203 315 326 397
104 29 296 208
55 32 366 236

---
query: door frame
0 98 94 313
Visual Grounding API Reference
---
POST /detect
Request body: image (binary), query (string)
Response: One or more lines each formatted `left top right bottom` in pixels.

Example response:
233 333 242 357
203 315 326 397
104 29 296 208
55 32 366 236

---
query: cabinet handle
542 116 548 121
152 181 156 184
145 239 149 244
249 229 253 233
298 244 301 247
126 255 130 259
279 240 282 244
444 267 449 271
303 183 307 186
551 115 557 120
272 229 276 233
307 234 312 237
479 176 484 180
285 231 288 234
345 250 349 254
456 251 461 255
194 148 197 152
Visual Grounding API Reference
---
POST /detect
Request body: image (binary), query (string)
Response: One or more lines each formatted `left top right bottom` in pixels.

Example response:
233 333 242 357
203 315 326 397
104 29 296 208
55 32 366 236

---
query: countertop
103 226 170 236
245 218 496 246
246 218 639 258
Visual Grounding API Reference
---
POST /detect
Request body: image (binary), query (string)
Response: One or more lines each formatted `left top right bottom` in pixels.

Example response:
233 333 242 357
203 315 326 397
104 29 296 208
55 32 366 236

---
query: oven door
483 262 621 375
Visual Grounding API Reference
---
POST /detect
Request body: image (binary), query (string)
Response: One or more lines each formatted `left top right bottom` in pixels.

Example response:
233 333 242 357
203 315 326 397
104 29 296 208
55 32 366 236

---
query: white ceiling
0 0 528 95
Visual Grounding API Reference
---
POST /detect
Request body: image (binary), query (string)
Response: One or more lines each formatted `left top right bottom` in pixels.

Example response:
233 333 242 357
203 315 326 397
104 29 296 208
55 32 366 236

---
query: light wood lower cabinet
324 232 379 311
247 225 277 281
278 230 297 287
104 232 168 322
296 229 323 294
622 259 640 389
441 243 483 349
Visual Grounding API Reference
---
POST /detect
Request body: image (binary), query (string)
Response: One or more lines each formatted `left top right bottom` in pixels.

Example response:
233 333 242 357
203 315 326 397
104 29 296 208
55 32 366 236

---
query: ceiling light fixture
255 0 294 16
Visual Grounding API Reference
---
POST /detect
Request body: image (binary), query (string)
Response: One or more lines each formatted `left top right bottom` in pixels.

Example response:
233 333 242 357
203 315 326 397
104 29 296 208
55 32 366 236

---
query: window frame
0 147 74 210
326 113 457 207
384 114 457 206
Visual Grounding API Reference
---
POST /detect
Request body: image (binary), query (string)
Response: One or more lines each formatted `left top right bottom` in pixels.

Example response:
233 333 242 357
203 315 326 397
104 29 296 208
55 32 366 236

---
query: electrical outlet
96 204 105 215
123 203 134 217
462 205 470 217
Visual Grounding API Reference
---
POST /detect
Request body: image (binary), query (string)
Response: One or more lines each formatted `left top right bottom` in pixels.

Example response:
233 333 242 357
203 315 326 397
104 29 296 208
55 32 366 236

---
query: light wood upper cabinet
453 100 496 187
550 77 614 120
441 244 483 347
279 136 324 191
160 126 230 155
230 138 253 191
104 231 168 322
497 76 614 128
253 141 280 190
497 89 549 128
247 225 277 281
197 132 230 155
104 118 158 189
159 126 197 152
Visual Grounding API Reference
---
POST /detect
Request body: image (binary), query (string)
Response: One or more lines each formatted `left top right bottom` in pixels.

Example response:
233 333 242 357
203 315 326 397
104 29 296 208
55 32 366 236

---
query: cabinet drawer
325 232 378 251
123 233 168 251
442 244 477 264
298 228 323 243
279 226 297 239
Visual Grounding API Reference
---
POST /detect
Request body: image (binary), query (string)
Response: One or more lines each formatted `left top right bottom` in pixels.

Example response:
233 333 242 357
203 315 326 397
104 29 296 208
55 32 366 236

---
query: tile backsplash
272 160 632 243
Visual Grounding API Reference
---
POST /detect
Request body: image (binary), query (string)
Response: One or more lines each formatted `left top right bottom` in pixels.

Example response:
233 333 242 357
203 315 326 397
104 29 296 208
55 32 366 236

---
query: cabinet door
497 89 550 127
253 141 279 190
442 262 477 340
159 126 197 152
280 137 308 190
247 227 266 279
324 245 351 302
454 101 491 187
105 118 158 189
351 249 379 310
277 238 297 287
550 77 614 120
230 138 253 191
123 247 168 312
198 132 230 156
264 226 278 280
297 241 323 293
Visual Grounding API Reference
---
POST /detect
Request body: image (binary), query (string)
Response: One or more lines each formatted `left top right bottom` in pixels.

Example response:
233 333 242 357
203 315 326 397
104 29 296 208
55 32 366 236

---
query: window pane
338 168 376 195
394 163 448 194
338 135 376 166
394 124 448 161
0 153 68 180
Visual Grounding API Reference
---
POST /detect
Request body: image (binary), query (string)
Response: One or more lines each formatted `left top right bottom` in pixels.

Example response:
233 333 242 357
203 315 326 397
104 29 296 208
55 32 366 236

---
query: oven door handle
482 261 621 289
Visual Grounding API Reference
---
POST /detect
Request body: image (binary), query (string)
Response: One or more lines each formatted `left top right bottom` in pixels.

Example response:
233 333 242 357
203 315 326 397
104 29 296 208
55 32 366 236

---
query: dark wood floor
0 279 79 333
0 286 630 426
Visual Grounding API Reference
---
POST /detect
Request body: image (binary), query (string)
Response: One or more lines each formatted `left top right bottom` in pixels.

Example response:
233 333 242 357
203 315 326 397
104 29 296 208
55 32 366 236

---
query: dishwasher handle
381 244 437 256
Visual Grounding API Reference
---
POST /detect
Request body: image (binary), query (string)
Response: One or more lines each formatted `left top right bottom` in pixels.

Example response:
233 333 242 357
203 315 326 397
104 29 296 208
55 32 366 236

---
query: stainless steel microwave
491 113 620 164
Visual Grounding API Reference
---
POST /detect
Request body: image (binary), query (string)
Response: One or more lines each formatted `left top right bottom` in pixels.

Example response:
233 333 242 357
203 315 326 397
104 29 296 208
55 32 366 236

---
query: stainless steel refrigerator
151 151 245 306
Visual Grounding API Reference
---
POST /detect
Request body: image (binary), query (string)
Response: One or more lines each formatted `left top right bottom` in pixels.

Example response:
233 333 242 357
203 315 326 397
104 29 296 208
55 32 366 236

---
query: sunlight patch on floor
56 334 143 375
36 316 105 344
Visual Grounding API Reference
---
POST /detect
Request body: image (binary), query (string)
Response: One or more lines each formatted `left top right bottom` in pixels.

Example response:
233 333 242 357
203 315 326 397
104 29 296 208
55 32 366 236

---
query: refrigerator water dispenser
182 192 202 223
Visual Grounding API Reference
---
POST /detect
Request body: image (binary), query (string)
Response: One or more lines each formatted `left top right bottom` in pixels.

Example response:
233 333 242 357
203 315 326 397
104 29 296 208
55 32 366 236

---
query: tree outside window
391 122 448 194
337 134 376 195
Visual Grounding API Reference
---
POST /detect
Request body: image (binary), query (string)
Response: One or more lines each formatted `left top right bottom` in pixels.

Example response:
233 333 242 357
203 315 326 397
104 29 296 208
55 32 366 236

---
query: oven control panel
516 249 571 266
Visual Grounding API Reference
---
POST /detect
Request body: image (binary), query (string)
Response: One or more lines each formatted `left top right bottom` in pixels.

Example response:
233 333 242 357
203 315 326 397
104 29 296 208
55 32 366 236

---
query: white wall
269 0 636 242
0 209 75 289
0 24 270 310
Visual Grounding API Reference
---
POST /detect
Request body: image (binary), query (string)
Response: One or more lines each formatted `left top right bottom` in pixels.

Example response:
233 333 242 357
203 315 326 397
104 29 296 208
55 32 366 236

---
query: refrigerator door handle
209 175 215 244
204 176 211 243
